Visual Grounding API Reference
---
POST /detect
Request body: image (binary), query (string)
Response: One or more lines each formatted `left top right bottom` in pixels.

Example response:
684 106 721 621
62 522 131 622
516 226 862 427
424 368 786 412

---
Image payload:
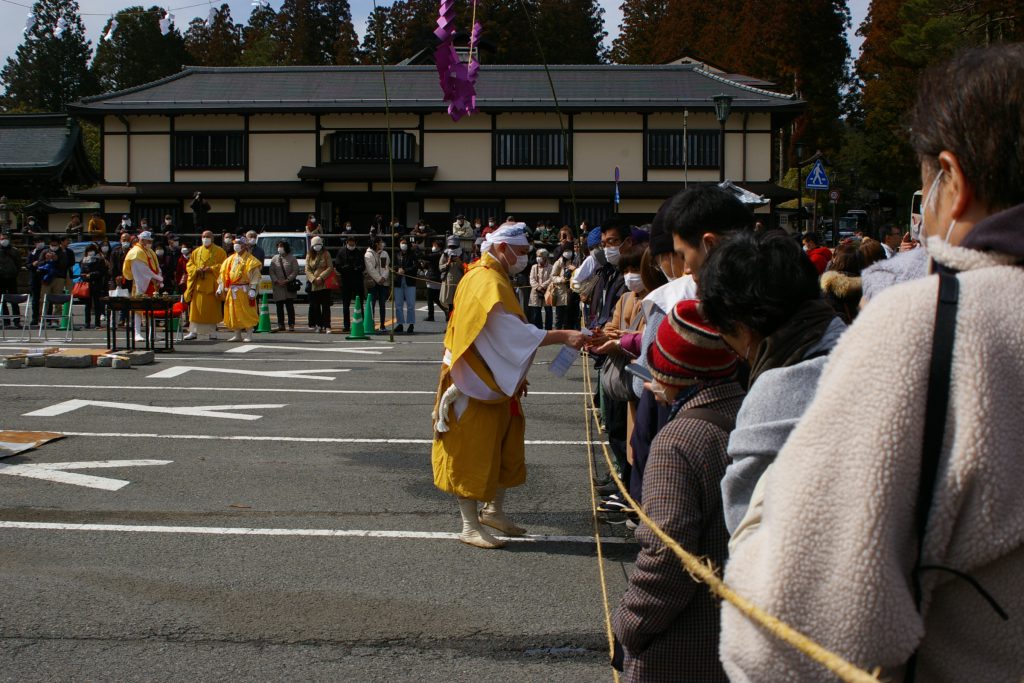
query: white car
256 232 310 297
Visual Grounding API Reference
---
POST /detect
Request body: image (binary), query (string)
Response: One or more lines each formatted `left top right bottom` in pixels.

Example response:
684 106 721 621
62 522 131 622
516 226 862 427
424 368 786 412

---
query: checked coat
612 381 745 683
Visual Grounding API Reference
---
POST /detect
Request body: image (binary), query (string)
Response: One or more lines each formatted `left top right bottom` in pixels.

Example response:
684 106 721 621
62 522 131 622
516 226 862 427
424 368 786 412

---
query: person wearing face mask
174 243 189 294
154 241 175 294
0 233 22 329
222 232 235 251
27 236 47 326
86 212 107 239
720 45 1024 681
431 223 588 549
527 248 553 330
122 231 164 342
363 237 391 334
800 232 831 274
392 238 418 334
108 231 133 327
270 240 299 332
78 243 109 328
217 237 262 342
451 214 474 253
159 214 175 235
612 298 742 683
244 230 265 263
335 235 365 333
438 235 464 322
182 230 227 341
424 239 444 322
586 220 648 333
305 235 334 334
549 244 577 330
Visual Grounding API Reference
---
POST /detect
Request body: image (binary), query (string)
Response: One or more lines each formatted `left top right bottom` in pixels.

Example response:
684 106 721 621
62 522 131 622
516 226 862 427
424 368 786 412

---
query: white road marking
173 356 437 364
0 520 624 544
0 460 171 491
226 344 387 355
21 429 602 446
22 400 285 421
146 366 350 381
0 383 583 396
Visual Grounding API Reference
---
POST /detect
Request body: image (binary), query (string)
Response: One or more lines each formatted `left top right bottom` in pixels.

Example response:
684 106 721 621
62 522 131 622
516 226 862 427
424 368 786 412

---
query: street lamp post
713 94 733 183
795 143 806 234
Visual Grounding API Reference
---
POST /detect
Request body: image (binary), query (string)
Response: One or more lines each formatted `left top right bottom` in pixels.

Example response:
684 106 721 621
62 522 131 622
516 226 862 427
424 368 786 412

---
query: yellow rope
582 349 621 683
579 353 881 683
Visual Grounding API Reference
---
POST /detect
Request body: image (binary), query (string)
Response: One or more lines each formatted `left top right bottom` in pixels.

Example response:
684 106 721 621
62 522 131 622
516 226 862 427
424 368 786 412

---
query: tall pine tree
240 4 283 66
277 0 359 65
611 0 668 64
184 4 242 66
1 0 96 112
91 7 189 91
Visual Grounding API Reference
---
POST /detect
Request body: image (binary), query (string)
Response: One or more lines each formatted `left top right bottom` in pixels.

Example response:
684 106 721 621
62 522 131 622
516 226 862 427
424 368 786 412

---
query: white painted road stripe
226 344 388 355
0 521 624 545
146 366 350 381
0 460 172 491
23 400 286 421
23 429 602 446
0 383 584 396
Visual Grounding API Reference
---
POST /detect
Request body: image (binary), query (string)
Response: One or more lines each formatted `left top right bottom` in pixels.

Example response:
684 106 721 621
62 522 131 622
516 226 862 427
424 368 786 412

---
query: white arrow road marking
226 344 387 355
146 366 350 381
0 459 171 491
22 400 285 421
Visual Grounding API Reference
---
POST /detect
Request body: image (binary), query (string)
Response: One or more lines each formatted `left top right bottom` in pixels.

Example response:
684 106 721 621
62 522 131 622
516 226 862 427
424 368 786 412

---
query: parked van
256 232 309 296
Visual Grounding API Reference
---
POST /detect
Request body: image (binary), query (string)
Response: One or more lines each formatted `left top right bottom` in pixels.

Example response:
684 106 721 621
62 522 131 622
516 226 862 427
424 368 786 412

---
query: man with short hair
182 230 227 341
881 224 902 258
245 230 265 262
431 223 587 549
335 233 365 333
800 232 832 274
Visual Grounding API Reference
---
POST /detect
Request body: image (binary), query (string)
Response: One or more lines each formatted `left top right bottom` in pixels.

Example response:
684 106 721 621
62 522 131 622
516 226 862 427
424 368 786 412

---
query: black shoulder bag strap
676 408 736 434
905 270 1008 682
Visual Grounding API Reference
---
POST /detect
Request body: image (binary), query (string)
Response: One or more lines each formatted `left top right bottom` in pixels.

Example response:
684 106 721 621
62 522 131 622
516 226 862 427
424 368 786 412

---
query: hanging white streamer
103 17 118 41
53 16 67 38
24 12 34 34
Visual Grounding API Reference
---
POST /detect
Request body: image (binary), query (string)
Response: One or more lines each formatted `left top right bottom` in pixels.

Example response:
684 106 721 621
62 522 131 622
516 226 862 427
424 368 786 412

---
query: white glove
248 288 257 299
216 284 224 296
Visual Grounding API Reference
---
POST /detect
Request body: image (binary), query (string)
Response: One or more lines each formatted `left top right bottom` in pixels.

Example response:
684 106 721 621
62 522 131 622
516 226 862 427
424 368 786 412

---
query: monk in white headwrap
431 222 587 549
122 230 163 343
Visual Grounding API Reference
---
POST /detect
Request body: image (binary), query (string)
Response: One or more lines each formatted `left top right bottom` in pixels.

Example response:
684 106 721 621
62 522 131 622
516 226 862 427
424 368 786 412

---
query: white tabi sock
457 497 505 549
480 488 527 537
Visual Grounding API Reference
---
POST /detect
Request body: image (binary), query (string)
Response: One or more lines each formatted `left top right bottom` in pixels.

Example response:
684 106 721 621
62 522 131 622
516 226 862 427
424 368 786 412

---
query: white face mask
248 238 257 246
624 273 644 293
156 249 165 256
101 245 109 254
921 169 958 250
344 225 352 231
536 256 546 264
312 244 323 251
277 247 285 255
233 243 243 253
400 244 408 252
500 247 529 276
202 237 212 247
224 239 232 247
605 246 621 265
164 219 172 225
121 241 130 248
181 249 190 257
475 223 482 229
0 240 9 248
563 251 573 261
347 244 356 251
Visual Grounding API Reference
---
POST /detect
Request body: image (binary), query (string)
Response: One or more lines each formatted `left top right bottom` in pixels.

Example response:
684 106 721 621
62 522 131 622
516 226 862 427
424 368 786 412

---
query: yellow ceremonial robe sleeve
431 253 531 502
219 253 262 330
185 245 227 324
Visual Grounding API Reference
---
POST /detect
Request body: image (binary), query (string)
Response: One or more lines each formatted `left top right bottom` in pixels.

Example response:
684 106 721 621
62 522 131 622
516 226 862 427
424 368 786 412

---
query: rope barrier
579 352 882 683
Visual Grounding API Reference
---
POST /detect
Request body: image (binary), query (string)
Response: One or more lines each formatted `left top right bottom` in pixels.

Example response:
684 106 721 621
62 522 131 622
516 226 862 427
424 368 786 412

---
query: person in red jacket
801 232 832 274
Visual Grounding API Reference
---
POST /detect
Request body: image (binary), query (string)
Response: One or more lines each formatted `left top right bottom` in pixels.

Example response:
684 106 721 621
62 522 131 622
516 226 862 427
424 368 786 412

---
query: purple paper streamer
434 0 481 121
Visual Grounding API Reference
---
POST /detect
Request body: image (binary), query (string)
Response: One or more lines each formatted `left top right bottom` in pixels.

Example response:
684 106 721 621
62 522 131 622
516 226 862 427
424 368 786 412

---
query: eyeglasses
601 236 622 248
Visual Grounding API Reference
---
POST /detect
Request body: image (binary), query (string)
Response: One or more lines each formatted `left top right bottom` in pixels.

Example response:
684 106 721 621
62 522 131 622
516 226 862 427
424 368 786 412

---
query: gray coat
269 253 299 302
721 316 847 533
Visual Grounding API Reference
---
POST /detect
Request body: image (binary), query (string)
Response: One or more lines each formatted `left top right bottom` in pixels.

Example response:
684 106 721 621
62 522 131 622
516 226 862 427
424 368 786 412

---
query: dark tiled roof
71 64 802 115
75 182 321 199
0 115 78 173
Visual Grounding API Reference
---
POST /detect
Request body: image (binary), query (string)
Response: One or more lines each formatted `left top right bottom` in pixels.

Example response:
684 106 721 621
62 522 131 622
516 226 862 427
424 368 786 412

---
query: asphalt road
0 304 633 682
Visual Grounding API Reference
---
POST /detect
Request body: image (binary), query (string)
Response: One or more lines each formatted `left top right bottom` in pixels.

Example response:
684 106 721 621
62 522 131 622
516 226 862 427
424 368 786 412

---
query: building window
174 132 245 169
495 131 567 169
646 130 720 169
330 131 416 163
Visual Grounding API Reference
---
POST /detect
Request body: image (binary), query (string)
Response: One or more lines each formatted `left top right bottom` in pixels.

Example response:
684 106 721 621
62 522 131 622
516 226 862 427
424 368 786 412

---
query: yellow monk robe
121 243 161 295
431 252 546 502
218 251 262 330
184 244 227 324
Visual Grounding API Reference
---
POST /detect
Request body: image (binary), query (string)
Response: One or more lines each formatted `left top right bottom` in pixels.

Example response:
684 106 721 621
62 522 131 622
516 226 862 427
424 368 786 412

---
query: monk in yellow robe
217 237 262 342
183 229 227 340
122 231 163 343
431 223 586 549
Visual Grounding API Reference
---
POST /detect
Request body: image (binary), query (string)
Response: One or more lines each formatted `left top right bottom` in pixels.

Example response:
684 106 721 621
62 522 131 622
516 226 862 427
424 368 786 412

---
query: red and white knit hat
647 299 738 387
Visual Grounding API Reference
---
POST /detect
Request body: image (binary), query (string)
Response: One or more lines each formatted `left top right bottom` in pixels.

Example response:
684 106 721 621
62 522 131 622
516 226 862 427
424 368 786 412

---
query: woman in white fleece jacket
721 44 1024 682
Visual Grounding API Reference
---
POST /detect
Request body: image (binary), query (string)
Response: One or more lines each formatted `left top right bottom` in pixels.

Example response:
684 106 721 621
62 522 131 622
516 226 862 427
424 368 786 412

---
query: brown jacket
613 381 745 683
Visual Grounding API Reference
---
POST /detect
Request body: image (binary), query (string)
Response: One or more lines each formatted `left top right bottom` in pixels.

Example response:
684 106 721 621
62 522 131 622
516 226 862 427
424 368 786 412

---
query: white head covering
310 236 324 247
482 222 530 255
138 231 153 241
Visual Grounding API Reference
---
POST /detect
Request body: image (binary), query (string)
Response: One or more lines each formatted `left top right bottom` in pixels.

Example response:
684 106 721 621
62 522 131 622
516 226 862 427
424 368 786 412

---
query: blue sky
0 0 871 87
